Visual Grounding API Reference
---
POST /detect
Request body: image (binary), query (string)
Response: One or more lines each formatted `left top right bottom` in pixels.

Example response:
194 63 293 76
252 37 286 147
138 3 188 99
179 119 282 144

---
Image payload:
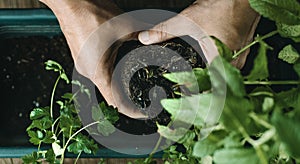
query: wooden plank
0 0 45 8
0 0 193 9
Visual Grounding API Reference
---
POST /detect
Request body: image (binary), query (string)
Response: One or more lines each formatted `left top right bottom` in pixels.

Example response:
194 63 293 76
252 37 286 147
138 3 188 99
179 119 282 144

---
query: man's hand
138 0 260 68
40 0 146 118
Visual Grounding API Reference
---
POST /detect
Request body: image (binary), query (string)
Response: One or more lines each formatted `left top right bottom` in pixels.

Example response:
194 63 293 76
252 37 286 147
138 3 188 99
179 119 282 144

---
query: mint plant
137 0 300 164
22 60 118 164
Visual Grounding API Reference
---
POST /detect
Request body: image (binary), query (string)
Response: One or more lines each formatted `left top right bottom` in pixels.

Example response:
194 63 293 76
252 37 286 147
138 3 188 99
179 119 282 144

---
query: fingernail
139 31 150 44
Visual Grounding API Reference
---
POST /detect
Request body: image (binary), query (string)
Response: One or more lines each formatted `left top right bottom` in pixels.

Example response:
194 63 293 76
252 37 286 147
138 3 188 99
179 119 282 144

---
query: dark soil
0 35 73 146
115 37 205 126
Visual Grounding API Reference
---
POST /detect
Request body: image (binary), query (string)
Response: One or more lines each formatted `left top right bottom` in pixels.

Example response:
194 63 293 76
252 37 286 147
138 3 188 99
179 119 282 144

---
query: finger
138 15 192 45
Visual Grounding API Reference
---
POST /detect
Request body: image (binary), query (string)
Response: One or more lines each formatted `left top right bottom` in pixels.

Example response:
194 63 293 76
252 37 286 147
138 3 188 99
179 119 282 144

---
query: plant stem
249 113 273 129
60 121 100 164
244 80 300 85
74 151 82 164
233 31 278 59
149 135 163 157
52 116 61 134
50 76 61 132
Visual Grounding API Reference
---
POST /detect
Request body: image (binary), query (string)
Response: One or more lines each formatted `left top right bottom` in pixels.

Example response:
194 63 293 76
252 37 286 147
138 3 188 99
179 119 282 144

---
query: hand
138 0 260 68
40 0 146 118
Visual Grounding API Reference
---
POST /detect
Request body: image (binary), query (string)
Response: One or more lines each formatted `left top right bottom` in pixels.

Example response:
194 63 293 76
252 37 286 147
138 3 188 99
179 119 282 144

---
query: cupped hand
138 0 260 68
40 0 146 118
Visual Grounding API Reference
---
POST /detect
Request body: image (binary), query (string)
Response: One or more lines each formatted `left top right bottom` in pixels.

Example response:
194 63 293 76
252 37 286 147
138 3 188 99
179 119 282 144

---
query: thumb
138 15 187 45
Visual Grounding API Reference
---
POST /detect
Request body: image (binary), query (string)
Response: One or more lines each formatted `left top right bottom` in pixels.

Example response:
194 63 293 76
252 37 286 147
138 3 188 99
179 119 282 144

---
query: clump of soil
116 37 205 126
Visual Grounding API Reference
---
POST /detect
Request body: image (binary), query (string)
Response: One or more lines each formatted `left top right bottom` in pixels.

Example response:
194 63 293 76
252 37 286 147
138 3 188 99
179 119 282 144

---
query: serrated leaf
209 56 246 97
28 116 52 130
277 23 300 42
45 149 56 163
249 0 300 25
161 94 211 127
278 45 300 64
30 107 50 120
97 120 115 136
43 131 55 144
99 102 119 124
28 131 42 145
157 124 187 142
67 134 98 155
59 114 81 136
213 148 259 164
212 36 234 62
22 152 39 164
272 112 300 160
246 41 270 80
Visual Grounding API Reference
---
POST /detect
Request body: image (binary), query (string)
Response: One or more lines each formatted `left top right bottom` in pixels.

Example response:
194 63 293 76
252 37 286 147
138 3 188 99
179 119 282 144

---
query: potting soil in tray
0 35 204 146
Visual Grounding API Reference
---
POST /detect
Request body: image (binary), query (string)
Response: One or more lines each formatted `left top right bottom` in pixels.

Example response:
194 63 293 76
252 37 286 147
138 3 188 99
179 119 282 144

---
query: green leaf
212 36 234 62
56 101 64 109
99 102 119 124
223 132 243 148
67 134 98 155
60 72 70 84
246 41 270 80
161 94 211 127
272 112 300 160
278 45 300 64
276 87 300 108
61 93 73 100
209 56 245 97
30 107 50 120
193 139 218 158
213 148 259 164
43 131 55 144
28 130 42 145
220 95 257 135
28 116 52 130
277 23 300 42
45 60 62 72
59 114 81 136
45 149 56 163
97 120 116 136
92 106 104 121
164 68 211 92
22 152 39 164
294 62 300 77
262 97 274 112
249 0 300 25
157 124 187 142
52 142 64 157
72 80 91 99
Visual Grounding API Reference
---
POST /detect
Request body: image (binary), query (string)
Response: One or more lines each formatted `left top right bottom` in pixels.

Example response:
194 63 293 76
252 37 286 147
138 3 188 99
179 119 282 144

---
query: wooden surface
0 0 45 8
0 0 194 8
0 158 163 164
